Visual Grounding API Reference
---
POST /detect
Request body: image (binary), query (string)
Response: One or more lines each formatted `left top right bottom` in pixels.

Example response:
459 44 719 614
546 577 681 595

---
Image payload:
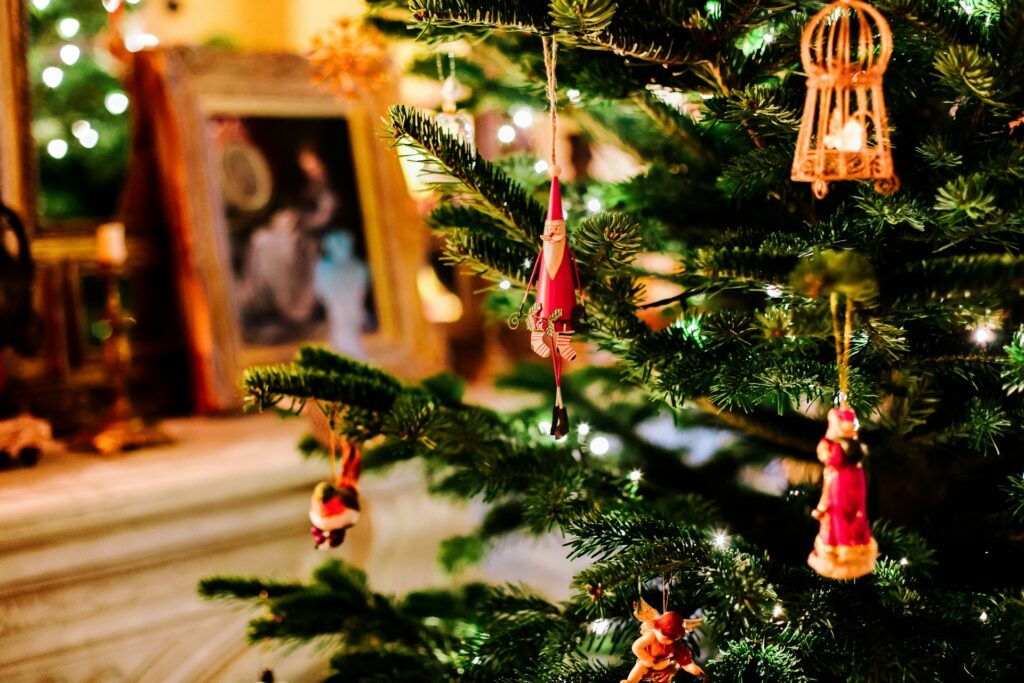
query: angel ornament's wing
634 598 662 624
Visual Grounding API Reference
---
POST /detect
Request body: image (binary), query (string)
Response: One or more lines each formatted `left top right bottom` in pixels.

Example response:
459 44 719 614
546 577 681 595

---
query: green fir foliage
203 1 1024 680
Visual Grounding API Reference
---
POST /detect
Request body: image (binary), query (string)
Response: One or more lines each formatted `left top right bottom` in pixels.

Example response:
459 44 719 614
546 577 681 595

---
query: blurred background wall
140 0 365 51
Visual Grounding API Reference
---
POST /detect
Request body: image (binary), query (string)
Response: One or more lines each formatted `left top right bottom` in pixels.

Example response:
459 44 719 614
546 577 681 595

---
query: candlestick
73 261 173 454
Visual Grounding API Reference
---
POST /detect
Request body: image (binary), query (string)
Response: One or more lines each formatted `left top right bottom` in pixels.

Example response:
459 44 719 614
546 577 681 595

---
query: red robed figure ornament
808 406 878 579
514 173 583 438
309 439 362 550
621 599 707 683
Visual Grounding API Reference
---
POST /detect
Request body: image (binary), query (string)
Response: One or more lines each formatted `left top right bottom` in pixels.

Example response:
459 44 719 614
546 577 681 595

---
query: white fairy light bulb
577 422 590 437
765 284 783 298
973 325 996 345
47 139 69 159
589 618 611 635
512 106 534 128
566 89 582 104
586 198 602 214
105 92 130 115
523 257 532 269
71 120 91 138
772 604 784 618
497 124 517 144
534 160 549 174
539 420 552 435
32 0 51 10
589 436 610 456
979 611 988 623
713 530 730 548
499 280 511 290
59 44 80 65
57 18 80 39
899 557 909 566
628 468 643 482
79 129 99 149
42 66 63 88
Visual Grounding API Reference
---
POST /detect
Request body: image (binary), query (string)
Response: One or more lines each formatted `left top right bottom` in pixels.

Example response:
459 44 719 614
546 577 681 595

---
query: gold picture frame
0 0 36 232
133 46 442 412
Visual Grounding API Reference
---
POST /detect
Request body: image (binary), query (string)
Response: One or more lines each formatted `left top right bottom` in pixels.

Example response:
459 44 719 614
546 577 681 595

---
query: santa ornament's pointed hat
547 173 564 223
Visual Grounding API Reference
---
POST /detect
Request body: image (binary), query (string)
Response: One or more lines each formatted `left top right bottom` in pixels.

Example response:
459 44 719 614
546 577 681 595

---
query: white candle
96 222 127 266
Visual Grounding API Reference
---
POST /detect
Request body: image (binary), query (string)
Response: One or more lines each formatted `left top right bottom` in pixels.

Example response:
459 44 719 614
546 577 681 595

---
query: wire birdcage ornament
791 0 899 199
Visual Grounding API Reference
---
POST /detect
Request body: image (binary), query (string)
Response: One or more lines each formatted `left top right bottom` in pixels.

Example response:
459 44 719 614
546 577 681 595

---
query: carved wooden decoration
130 46 442 412
0 0 36 231
791 0 899 199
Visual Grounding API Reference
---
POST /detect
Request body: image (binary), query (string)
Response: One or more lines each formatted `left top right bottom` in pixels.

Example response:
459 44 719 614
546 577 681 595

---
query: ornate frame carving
0 0 36 231
135 46 441 412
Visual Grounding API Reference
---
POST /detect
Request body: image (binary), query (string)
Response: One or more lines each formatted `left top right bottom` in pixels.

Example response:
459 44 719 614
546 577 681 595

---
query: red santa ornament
807 293 878 579
509 35 584 439
307 405 363 550
514 174 583 438
621 599 707 683
309 438 362 549
808 406 878 579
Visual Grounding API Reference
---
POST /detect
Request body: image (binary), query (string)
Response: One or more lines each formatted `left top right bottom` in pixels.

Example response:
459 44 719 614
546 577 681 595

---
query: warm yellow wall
290 0 366 51
143 0 365 52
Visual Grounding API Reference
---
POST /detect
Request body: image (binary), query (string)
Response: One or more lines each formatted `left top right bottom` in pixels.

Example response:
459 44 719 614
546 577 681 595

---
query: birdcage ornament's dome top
801 0 893 81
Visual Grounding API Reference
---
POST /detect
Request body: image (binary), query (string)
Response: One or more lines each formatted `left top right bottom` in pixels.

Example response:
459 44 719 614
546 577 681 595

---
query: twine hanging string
541 35 559 173
435 51 457 82
829 292 854 407
327 410 338 483
662 574 670 614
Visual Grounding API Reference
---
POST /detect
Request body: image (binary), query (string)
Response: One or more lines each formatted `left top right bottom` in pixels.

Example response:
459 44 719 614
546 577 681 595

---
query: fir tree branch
386 105 544 241
693 396 817 454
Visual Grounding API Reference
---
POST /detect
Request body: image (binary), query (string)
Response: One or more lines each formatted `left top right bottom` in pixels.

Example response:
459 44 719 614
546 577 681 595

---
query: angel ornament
622 599 707 683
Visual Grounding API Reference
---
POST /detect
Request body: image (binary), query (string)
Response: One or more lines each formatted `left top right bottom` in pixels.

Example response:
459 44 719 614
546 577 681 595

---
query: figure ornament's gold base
808 535 878 580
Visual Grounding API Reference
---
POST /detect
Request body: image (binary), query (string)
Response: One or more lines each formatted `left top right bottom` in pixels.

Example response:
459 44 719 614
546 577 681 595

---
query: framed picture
0 0 36 232
132 46 442 412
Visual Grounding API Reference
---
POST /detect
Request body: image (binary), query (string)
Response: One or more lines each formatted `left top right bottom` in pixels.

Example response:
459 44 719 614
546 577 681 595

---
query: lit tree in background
201 1 1024 681
27 0 149 219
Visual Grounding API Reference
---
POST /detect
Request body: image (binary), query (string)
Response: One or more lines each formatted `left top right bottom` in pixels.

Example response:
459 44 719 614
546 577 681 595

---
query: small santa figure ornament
516 173 583 438
621 599 707 683
807 406 878 579
308 425 362 550
509 36 584 439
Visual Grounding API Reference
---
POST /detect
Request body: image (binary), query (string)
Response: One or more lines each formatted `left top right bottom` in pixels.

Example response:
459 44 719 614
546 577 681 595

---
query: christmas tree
200 1 1024 680
28 0 145 219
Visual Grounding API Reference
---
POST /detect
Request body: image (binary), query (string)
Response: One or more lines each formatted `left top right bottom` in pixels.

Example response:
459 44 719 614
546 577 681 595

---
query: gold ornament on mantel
310 18 392 98
791 0 899 199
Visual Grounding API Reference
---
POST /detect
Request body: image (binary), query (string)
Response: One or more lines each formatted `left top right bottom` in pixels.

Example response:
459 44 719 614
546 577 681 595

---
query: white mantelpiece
0 414 482 682
0 410 579 682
